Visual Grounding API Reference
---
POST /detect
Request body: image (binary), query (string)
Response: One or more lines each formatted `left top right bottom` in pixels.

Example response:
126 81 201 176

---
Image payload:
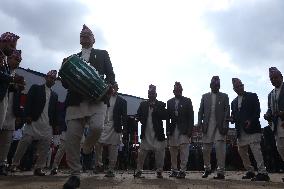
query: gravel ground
0 171 283 189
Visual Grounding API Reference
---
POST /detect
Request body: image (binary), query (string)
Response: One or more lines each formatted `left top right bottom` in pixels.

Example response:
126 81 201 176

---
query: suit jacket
63 48 115 107
137 100 167 141
198 92 230 135
24 84 58 128
266 83 284 133
166 96 194 137
231 92 261 138
12 91 23 118
0 62 13 101
113 95 127 133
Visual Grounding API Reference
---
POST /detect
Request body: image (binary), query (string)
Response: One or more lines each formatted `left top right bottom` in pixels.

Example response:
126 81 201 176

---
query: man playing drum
62 25 115 189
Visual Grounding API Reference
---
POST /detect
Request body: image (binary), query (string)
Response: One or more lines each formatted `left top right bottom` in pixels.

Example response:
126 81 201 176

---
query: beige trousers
95 143 118 171
12 134 51 169
238 142 267 174
137 148 165 172
52 139 66 169
65 110 106 175
169 143 189 172
202 140 226 174
276 136 284 161
0 130 13 165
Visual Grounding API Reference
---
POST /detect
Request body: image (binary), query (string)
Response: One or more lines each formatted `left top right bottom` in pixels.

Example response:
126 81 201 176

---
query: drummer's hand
26 117 32 125
13 75 25 85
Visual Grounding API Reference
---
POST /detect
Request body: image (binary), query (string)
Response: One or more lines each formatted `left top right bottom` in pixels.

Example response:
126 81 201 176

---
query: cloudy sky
1 0 284 126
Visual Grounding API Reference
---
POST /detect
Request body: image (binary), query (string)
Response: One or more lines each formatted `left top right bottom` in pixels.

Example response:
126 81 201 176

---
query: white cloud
1 0 280 127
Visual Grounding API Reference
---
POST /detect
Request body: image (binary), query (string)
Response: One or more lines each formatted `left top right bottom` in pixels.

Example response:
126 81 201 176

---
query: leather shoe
213 173 225 180
63 176 80 189
242 171 255 179
93 165 104 174
34 168 46 176
176 171 186 179
169 170 178 178
202 170 211 178
104 170 115 177
0 165 8 176
50 168 58 175
156 171 163 179
251 173 270 182
134 170 144 178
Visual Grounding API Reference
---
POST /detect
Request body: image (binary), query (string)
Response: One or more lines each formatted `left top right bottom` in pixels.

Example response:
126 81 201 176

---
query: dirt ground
0 171 284 189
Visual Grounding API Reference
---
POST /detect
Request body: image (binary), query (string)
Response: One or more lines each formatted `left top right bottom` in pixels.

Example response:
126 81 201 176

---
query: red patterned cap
232 78 243 86
269 67 282 77
80 24 95 43
0 32 20 42
46 70 57 78
10 49 22 62
148 84 156 92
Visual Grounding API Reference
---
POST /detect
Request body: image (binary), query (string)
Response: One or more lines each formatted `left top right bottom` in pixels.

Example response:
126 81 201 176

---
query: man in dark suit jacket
231 78 269 181
264 67 284 182
198 76 229 179
0 32 24 129
94 83 127 177
0 49 24 176
134 85 167 179
11 70 58 176
62 25 115 189
166 82 194 179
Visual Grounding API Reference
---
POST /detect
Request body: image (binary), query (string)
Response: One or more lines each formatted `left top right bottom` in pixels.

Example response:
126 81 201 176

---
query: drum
59 54 110 101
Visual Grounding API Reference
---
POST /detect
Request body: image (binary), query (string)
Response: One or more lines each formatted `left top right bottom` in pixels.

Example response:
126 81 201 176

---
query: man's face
148 90 157 101
7 57 20 70
210 81 220 93
233 83 244 95
45 75 56 88
112 84 118 95
173 87 182 97
270 73 283 88
2 41 17 56
80 36 94 48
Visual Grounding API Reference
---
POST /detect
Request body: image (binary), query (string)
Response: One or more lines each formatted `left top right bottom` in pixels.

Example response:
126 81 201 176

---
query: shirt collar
81 47 93 52
275 83 283 90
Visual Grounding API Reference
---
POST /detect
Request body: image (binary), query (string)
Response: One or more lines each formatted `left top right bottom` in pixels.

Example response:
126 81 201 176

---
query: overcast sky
1 0 284 126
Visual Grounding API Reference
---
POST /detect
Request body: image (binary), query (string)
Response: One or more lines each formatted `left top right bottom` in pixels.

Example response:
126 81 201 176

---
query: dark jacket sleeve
122 98 128 131
187 98 194 134
166 100 172 135
13 92 22 117
49 92 59 128
230 100 236 124
152 101 167 120
137 102 143 123
0 70 13 83
249 93 260 123
266 92 273 120
103 50 115 84
198 95 205 125
24 85 36 118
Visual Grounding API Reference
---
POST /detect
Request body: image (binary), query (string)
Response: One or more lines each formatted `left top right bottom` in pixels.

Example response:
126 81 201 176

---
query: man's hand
26 117 32 125
226 116 234 123
13 75 25 85
53 127 60 135
264 113 272 122
187 130 192 138
278 111 284 120
197 123 203 132
245 120 251 129
15 117 22 125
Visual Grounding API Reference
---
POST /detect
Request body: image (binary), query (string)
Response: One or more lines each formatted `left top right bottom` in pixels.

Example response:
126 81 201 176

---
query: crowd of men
1 25 284 189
